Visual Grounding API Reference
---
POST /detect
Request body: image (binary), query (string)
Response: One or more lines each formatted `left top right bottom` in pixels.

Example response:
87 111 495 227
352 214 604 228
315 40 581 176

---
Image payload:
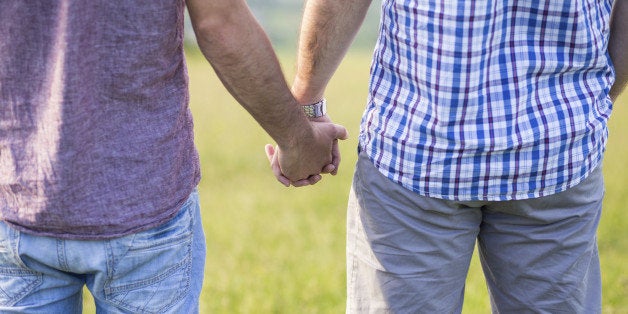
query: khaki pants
347 152 603 314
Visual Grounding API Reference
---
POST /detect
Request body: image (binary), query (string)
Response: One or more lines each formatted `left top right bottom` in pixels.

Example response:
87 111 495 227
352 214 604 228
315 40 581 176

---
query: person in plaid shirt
268 0 628 312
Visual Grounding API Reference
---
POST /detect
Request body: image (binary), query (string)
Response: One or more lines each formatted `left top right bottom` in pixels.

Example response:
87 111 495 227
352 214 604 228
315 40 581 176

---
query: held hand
302 115 344 176
265 120 348 187
265 144 320 187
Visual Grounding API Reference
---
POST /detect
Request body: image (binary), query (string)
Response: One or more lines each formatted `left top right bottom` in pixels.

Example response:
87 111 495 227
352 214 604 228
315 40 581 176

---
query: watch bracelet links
301 98 327 118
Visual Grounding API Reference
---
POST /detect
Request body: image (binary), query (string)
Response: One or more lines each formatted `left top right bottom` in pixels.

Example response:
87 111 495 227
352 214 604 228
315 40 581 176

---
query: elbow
192 15 231 46
191 11 253 70
189 1 254 47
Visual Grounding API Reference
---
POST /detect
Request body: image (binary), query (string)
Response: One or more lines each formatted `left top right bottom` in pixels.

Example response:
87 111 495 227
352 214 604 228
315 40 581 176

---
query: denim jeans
347 152 603 313
0 189 205 314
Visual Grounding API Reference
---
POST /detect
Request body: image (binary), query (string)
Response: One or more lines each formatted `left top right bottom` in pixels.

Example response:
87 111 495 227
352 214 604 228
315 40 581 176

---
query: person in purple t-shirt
0 0 347 313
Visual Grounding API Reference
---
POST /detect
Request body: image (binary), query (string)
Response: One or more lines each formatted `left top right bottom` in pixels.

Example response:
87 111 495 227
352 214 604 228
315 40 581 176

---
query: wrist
277 118 315 151
291 76 326 104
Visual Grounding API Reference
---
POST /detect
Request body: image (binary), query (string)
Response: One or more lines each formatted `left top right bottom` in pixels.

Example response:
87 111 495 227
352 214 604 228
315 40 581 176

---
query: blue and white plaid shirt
359 0 615 201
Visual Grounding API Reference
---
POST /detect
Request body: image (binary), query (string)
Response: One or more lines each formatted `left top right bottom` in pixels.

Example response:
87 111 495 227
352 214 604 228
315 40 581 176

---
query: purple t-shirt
0 0 201 239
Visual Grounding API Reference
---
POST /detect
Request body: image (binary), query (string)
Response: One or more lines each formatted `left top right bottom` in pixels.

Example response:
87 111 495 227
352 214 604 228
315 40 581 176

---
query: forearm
609 0 628 101
188 0 310 148
292 0 372 103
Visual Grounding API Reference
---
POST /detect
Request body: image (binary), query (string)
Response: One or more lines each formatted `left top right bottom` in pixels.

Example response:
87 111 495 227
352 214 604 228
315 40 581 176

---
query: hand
265 119 348 187
302 114 344 176
265 145 319 187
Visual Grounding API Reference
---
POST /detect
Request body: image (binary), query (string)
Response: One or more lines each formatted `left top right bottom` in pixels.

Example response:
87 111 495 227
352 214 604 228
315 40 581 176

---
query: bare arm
186 0 347 183
187 0 307 148
265 0 372 185
291 0 373 104
609 0 628 101
266 0 372 185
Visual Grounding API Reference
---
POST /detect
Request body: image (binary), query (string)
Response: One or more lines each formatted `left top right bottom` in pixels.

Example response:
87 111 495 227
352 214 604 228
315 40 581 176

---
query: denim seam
159 241 193 314
56 239 70 272
159 195 195 313
104 254 191 294
103 239 192 313
0 225 43 306
126 206 193 252
347 159 367 314
102 198 195 313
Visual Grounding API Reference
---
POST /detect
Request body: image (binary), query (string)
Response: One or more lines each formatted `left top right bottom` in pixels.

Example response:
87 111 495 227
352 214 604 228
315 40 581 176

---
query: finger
321 163 336 174
307 174 322 185
332 124 349 140
292 174 321 187
321 144 336 174
273 164 291 187
264 144 275 163
268 145 290 187
291 178 313 187
277 174 291 187
330 139 340 176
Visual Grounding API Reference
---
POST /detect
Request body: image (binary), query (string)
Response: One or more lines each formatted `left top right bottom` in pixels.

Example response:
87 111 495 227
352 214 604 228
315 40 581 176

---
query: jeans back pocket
0 222 42 306
103 198 195 313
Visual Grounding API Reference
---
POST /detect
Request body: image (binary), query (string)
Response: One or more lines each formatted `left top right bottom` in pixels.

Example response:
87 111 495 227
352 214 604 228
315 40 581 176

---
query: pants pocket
103 199 195 314
0 222 42 306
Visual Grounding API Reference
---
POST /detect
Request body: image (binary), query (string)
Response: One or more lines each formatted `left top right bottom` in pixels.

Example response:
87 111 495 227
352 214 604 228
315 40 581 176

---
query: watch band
301 99 327 118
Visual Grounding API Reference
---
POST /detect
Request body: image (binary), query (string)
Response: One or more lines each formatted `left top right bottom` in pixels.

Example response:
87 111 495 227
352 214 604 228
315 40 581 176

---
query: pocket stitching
0 224 43 306
103 240 192 313
102 200 195 313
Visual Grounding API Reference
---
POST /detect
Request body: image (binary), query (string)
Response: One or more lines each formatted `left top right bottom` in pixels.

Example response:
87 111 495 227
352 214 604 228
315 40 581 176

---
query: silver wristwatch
301 99 327 118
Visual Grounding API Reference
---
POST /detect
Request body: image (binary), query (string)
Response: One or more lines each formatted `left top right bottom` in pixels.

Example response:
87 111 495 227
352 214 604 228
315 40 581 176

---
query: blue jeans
0 190 205 314
347 153 603 313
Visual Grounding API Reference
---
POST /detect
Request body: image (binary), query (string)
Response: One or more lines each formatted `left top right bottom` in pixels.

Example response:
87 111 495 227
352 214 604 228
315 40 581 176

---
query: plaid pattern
359 0 615 201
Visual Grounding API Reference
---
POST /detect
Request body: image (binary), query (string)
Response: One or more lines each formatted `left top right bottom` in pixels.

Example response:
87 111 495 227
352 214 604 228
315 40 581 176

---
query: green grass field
84 48 627 313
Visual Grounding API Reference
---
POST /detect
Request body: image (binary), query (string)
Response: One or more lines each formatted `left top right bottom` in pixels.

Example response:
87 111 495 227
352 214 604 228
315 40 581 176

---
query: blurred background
184 0 381 50
86 1 627 313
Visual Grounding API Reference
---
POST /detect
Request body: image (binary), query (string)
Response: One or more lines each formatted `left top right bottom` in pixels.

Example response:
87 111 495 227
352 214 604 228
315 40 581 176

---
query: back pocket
104 201 194 313
0 222 42 306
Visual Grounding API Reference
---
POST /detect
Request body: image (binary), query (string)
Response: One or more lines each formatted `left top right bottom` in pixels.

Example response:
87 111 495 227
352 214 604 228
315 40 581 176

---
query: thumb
264 144 275 163
332 124 349 140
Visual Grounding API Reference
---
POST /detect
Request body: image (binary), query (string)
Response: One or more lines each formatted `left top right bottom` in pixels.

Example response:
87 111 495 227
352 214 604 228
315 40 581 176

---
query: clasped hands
265 115 348 187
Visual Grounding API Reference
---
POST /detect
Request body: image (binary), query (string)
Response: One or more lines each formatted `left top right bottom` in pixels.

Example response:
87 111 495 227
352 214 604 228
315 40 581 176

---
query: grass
82 48 627 313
